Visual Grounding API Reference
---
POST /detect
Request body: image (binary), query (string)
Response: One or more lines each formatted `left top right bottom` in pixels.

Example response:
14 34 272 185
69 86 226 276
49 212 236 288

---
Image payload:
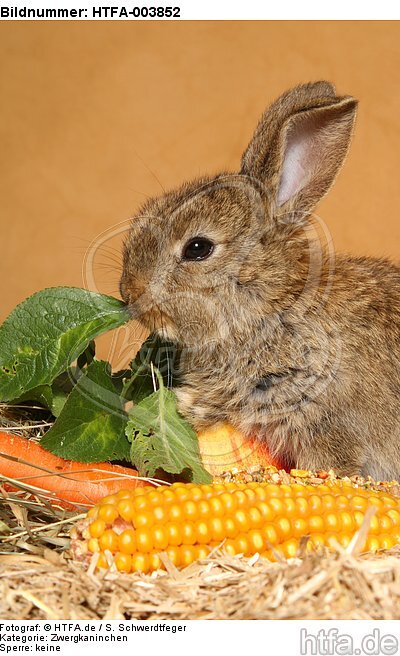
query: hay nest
2 405 400 620
2 541 400 620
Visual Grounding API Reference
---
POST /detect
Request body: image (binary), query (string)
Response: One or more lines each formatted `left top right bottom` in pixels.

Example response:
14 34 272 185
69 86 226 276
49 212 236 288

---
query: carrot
0 432 150 508
196 423 286 475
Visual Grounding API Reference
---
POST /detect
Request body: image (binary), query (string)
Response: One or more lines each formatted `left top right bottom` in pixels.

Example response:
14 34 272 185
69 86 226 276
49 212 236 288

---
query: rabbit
120 81 400 480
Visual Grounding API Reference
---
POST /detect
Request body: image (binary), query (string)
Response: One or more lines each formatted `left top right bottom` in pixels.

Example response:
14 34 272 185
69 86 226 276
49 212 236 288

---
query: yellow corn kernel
148 552 164 572
388 509 400 525
195 545 211 560
233 534 250 555
338 534 351 548
182 521 197 545
99 494 118 506
166 546 181 567
98 529 119 553
289 469 310 478
292 517 308 537
87 507 98 519
116 498 136 522
262 524 279 545
309 533 326 547
153 526 169 550
114 552 132 573
380 535 395 550
339 511 355 533
295 498 309 516
87 537 100 553
166 522 182 546
136 528 153 553
209 517 225 541
248 529 265 552
209 497 225 517
118 529 136 554
195 521 211 543
97 504 119 524
281 538 299 558
248 507 263 528
366 535 381 552
89 518 106 539
131 553 150 573
325 513 341 532
309 515 324 532
181 545 197 567
224 517 239 539
96 553 109 569
276 516 292 539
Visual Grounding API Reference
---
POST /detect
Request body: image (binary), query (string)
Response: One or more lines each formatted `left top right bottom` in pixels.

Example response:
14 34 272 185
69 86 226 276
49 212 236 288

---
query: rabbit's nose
120 278 140 304
119 277 129 303
120 272 148 305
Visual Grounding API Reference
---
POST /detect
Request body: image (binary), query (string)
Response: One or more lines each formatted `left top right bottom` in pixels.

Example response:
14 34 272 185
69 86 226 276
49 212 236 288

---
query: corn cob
74 481 400 574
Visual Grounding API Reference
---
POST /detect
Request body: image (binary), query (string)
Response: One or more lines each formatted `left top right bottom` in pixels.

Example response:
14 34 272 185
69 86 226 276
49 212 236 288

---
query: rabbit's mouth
136 307 178 340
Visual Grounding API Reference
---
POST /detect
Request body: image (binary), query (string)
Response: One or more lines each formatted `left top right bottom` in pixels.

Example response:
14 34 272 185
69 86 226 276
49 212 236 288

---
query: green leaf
77 340 96 370
50 368 82 417
126 374 212 484
10 367 80 417
50 366 88 417
40 360 130 463
12 385 54 411
0 288 129 402
50 390 68 418
122 364 155 405
123 333 180 404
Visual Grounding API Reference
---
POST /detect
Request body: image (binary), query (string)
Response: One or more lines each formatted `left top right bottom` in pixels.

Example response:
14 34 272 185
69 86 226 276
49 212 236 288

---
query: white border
0 0 398 20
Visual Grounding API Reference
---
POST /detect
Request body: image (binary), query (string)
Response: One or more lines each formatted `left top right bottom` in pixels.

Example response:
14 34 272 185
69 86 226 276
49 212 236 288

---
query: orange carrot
0 432 150 508
197 423 285 475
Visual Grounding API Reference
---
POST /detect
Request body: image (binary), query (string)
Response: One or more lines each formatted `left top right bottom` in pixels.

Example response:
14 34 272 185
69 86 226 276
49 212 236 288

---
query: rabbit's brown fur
121 82 400 479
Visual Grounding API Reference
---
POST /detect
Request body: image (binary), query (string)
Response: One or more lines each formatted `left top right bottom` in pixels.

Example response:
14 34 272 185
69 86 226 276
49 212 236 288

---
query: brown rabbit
120 81 400 479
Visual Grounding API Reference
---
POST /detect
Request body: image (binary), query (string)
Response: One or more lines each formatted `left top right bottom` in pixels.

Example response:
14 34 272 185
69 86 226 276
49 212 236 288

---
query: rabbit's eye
182 237 214 261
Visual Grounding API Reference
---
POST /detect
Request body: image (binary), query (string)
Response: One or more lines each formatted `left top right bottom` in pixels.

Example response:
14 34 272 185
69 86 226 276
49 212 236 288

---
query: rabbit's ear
241 82 357 218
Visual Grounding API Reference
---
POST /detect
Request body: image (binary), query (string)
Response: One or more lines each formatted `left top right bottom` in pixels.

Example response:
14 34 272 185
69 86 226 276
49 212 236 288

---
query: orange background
1 21 399 362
